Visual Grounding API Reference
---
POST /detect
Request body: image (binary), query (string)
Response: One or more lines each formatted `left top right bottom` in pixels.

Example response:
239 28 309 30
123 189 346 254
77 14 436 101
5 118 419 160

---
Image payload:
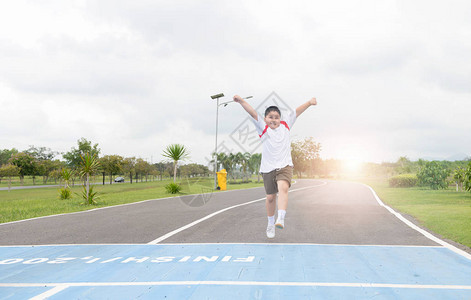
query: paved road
0 180 438 246
2 179 471 299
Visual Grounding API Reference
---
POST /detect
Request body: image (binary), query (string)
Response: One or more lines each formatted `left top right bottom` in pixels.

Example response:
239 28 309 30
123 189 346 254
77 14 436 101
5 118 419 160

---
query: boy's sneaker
266 224 275 239
275 217 284 229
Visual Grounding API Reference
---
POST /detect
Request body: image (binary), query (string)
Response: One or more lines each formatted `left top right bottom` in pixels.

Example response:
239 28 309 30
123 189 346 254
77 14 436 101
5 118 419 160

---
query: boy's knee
266 194 276 203
277 180 290 192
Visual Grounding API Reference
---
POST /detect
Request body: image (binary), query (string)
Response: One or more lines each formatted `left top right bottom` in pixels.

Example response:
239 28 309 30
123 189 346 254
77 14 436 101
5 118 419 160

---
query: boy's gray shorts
261 165 293 195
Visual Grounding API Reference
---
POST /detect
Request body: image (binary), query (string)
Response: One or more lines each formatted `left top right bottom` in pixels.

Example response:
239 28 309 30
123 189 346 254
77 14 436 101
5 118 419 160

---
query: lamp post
210 93 224 190
210 94 253 190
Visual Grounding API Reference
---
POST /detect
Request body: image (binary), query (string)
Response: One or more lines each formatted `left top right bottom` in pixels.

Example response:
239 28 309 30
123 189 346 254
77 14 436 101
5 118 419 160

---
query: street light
210 93 224 190
210 93 253 190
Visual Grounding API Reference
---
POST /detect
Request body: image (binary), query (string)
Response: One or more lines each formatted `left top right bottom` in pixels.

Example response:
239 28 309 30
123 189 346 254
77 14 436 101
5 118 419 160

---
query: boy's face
264 111 281 129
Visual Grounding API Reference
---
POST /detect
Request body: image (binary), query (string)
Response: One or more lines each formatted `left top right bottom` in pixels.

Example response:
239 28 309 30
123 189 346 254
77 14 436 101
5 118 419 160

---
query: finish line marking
147 181 328 244
3 281 471 289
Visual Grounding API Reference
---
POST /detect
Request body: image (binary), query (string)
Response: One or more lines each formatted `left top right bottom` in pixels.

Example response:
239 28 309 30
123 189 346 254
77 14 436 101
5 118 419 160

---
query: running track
0 180 470 299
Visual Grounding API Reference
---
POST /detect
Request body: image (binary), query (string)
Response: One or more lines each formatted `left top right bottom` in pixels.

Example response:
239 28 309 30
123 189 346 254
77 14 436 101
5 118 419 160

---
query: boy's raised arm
296 97 317 118
234 95 258 121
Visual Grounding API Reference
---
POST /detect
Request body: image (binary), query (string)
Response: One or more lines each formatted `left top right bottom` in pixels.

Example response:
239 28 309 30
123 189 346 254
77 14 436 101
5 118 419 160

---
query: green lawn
362 178 471 249
0 175 161 187
0 177 264 224
0 175 59 187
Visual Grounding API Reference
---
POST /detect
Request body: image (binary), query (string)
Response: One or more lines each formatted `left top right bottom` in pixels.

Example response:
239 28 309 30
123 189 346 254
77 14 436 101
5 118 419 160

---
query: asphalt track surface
0 180 440 245
1 179 471 299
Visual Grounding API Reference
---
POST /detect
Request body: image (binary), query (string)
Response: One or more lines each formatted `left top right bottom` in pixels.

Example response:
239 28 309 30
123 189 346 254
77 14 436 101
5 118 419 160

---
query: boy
233 94 317 238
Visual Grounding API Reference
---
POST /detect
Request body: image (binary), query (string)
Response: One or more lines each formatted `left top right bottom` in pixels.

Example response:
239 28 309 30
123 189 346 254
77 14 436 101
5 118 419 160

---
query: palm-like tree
211 152 230 172
162 144 190 183
248 153 262 182
79 152 101 204
240 152 251 181
60 168 75 189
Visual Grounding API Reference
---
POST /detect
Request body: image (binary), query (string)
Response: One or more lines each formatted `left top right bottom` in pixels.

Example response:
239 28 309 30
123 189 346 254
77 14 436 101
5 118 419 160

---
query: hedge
389 174 418 188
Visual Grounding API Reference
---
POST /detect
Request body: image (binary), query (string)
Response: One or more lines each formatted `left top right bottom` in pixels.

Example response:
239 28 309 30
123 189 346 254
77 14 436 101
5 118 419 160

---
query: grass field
362 178 471 249
0 177 264 224
0 175 162 188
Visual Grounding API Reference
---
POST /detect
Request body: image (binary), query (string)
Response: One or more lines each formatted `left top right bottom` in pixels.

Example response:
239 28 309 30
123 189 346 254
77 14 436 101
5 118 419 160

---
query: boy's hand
309 97 317 106
233 95 243 103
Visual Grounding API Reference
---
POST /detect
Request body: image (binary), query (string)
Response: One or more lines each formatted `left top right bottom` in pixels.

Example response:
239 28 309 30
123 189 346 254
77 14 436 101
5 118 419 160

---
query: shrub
165 183 182 194
227 180 252 185
389 174 418 188
465 161 471 192
79 185 99 205
59 188 72 200
417 161 450 190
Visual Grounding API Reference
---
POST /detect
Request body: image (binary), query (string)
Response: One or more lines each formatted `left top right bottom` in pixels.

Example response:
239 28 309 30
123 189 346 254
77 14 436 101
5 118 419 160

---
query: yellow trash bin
216 169 227 191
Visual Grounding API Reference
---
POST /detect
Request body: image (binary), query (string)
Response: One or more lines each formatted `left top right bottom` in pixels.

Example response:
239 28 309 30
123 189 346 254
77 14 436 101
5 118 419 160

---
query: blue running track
1 243 471 299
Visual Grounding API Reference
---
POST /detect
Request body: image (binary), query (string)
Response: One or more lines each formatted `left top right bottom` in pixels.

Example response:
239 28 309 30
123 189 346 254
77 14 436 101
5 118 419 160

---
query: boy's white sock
278 210 286 219
268 215 275 225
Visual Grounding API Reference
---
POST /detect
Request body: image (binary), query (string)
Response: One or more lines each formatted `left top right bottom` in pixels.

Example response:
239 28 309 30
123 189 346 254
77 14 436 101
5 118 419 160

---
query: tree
228 153 241 180
8 152 37 184
291 137 321 178
180 163 210 178
417 161 450 190
248 153 262 182
291 141 307 177
0 148 18 166
464 162 471 192
25 146 58 161
0 164 20 191
100 155 123 184
122 157 136 184
79 152 101 204
236 152 251 181
396 156 413 174
453 167 466 192
228 152 243 180
49 169 63 184
162 144 190 183
154 161 171 181
63 138 100 169
37 159 62 184
135 158 151 182
59 168 75 200
211 152 230 173
60 168 75 189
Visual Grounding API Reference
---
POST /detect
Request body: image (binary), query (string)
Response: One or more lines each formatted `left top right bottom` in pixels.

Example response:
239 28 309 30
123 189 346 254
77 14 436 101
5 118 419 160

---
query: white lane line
147 181 327 244
363 183 471 261
2 281 471 290
0 243 443 248
147 198 266 244
29 285 69 300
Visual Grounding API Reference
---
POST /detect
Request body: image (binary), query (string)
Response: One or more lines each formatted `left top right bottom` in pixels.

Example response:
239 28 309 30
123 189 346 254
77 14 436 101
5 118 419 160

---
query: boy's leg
266 193 276 238
275 180 289 229
275 166 292 229
266 193 277 217
262 170 278 238
275 166 293 211
276 179 290 210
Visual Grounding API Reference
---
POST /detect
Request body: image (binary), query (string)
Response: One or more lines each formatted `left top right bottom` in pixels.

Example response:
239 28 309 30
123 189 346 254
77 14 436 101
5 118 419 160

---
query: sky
1 0 470 168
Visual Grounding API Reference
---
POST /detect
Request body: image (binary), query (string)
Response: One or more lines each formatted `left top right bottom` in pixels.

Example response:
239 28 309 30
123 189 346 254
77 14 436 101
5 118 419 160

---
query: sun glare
343 159 363 174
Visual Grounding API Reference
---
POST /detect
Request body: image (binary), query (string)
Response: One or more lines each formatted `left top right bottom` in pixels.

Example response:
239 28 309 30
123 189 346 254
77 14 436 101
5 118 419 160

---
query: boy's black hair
265 106 281 117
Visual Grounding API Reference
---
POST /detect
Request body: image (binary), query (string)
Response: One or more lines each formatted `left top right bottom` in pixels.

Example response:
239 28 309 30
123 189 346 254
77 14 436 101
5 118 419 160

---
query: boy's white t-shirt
251 111 297 173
